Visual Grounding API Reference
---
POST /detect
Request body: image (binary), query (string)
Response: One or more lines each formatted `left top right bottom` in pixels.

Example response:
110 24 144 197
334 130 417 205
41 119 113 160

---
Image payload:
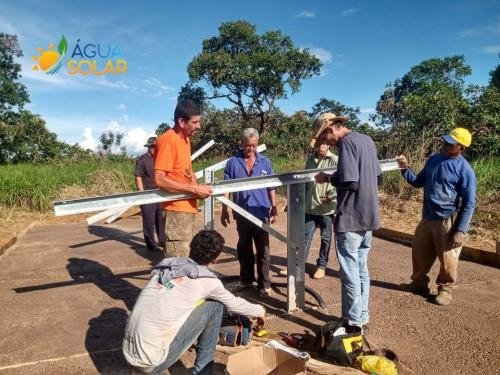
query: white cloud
93 77 130 90
480 45 500 54
81 127 97 151
143 77 175 97
308 47 333 64
21 63 89 89
124 128 156 155
319 67 329 77
82 120 155 155
294 10 315 18
460 19 500 38
117 103 129 122
0 15 18 35
340 8 358 17
106 120 122 133
360 108 375 114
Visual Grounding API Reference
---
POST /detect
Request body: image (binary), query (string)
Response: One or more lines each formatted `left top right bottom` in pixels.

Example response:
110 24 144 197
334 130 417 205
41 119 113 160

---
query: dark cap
144 137 157 147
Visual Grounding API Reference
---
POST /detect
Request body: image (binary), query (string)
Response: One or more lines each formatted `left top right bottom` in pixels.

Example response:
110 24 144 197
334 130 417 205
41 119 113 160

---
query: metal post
204 169 215 229
287 183 305 312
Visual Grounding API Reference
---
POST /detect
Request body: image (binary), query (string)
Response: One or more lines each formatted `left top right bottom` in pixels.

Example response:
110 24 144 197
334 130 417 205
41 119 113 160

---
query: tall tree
465 60 500 158
155 122 170 136
488 55 500 89
0 111 64 163
310 98 362 128
177 83 206 112
372 55 472 158
0 33 30 119
98 130 125 156
187 20 321 135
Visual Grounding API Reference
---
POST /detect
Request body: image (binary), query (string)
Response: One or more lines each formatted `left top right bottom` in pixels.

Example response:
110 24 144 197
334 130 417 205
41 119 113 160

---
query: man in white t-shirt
123 230 266 374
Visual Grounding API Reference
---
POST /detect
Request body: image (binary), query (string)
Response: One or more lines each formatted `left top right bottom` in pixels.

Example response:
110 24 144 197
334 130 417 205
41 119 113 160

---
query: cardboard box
225 346 307 375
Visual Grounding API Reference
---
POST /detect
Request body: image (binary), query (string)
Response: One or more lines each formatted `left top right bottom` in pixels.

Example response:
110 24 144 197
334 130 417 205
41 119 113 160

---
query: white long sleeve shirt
123 275 265 368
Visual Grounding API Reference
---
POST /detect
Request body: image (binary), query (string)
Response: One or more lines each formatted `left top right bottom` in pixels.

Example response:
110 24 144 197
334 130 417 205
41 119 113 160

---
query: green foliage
97 130 126 156
372 55 473 160
191 106 245 158
0 111 74 164
0 160 135 211
466 84 500 158
488 58 500 89
310 98 362 127
0 33 96 164
187 20 321 135
155 122 170 136
471 157 500 205
189 99 368 161
178 83 206 112
0 33 30 118
262 110 311 158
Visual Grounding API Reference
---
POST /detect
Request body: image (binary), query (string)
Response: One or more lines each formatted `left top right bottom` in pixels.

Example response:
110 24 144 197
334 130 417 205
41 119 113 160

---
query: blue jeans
148 300 223 374
336 231 372 327
304 213 333 268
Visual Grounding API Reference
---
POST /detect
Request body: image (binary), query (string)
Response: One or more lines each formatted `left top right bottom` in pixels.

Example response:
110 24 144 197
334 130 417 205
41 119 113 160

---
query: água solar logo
32 35 68 74
33 35 127 76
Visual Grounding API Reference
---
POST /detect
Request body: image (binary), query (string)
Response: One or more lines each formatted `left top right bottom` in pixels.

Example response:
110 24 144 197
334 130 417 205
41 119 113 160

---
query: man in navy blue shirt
221 128 277 297
397 128 476 306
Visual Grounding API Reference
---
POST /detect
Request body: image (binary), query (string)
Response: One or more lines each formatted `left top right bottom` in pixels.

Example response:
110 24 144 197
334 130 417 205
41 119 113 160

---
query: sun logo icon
33 35 68 74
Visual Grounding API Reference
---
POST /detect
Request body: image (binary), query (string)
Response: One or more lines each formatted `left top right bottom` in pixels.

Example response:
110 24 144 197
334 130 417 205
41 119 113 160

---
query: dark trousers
140 203 166 249
235 217 271 290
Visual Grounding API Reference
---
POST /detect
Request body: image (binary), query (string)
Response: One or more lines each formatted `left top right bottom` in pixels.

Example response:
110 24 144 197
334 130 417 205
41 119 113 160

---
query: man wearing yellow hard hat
396 128 476 306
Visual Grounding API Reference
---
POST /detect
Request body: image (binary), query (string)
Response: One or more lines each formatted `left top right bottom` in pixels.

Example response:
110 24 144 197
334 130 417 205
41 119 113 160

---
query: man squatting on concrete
396 127 476 306
123 230 266 374
303 115 338 279
221 128 277 297
135 136 166 252
315 113 382 333
154 100 213 258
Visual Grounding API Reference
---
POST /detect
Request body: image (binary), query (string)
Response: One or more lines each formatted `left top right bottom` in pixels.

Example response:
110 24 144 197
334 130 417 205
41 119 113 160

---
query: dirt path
0 213 498 374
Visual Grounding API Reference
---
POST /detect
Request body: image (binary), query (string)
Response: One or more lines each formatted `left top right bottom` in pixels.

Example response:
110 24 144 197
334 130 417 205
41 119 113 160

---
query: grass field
0 155 497 232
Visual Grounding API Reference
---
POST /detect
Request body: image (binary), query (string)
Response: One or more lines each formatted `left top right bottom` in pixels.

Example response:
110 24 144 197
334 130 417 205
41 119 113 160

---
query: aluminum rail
190 139 215 160
90 139 216 225
215 196 298 249
54 159 400 217
87 143 267 225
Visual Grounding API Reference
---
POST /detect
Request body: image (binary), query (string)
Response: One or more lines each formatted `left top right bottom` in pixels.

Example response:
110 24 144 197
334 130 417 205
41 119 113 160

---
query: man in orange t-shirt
154 100 213 257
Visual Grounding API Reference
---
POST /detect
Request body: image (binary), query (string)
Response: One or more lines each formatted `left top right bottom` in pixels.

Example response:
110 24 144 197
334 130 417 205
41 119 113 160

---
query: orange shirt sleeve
154 131 174 172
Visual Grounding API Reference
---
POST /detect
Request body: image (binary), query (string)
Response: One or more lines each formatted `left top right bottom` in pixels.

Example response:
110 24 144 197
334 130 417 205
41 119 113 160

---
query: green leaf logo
58 35 68 56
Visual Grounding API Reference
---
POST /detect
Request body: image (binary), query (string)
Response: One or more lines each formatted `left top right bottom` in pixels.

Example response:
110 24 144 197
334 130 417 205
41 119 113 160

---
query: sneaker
259 288 272 297
312 267 325 279
434 290 452 306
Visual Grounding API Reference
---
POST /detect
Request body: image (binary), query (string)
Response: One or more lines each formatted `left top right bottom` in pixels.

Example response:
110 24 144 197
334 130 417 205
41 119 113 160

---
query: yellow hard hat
442 128 472 147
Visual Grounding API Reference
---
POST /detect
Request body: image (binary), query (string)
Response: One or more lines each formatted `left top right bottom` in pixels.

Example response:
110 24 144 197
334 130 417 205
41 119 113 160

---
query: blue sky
2 0 499 154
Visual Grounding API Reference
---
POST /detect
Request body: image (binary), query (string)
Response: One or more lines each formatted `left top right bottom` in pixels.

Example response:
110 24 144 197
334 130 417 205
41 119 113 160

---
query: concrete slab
0 212 498 374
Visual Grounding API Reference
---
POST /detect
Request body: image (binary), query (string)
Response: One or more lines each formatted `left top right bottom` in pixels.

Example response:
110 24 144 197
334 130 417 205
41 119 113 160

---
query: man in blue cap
396 127 477 306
